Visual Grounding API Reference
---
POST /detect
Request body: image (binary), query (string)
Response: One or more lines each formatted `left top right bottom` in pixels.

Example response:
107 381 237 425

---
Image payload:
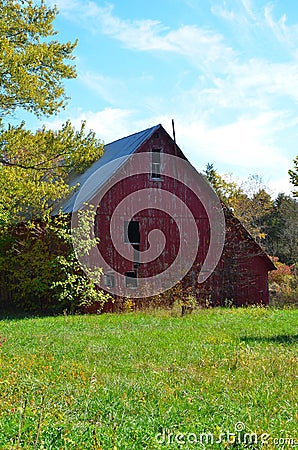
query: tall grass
0 307 297 449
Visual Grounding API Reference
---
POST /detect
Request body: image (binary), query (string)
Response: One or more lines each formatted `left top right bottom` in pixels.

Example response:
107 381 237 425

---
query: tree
265 194 298 265
203 163 243 208
0 121 104 225
0 1 110 312
204 165 273 243
0 0 104 226
289 156 298 197
0 211 111 313
0 0 77 117
233 187 273 243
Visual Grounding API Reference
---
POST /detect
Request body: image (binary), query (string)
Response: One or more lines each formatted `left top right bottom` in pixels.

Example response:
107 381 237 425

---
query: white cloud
166 114 293 196
240 0 256 20
45 107 135 143
56 0 298 105
266 175 294 197
43 106 293 196
225 59 298 106
173 113 287 170
264 3 298 54
79 72 127 105
53 0 237 76
211 5 236 22
45 0 297 196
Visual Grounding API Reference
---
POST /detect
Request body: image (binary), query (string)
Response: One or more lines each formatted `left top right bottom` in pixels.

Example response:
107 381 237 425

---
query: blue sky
36 0 298 196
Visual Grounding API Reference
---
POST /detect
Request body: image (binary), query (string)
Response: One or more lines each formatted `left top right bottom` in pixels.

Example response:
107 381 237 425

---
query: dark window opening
124 220 140 244
125 271 137 288
151 149 161 179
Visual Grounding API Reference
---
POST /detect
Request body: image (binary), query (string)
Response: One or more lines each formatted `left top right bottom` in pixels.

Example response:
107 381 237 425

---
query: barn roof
54 124 161 214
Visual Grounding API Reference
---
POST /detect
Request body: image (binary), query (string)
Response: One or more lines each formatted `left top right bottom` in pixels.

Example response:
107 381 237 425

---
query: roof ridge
105 124 161 147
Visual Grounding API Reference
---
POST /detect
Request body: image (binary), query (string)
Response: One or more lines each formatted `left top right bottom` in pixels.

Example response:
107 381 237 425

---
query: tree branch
0 157 70 171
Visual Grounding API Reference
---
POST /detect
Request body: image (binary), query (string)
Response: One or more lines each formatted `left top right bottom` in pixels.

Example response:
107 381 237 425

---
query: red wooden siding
94 126 275 306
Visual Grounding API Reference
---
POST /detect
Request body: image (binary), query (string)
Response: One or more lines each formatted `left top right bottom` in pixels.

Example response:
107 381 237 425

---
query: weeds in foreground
0 307 297 449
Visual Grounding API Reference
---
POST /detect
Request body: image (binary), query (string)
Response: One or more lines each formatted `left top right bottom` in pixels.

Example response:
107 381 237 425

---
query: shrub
0 212 111 314
269 257 297 306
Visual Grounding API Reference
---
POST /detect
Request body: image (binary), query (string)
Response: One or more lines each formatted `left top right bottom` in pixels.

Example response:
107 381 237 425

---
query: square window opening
125 271 138 288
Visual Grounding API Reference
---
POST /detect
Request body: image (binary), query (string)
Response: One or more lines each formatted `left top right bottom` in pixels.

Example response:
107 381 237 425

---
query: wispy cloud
240 0 257 20
53 0 237 76
264 4 298 53
45 107 135 144
211 5 236 22
79 72 127 105
46 0 297 195
172 112 287 169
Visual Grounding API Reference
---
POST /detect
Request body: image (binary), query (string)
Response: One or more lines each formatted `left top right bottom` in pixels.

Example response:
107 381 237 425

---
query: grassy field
0 307 297 449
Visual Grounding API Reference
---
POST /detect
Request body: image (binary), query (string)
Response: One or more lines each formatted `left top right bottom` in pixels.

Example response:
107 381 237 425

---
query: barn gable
58 124 275 305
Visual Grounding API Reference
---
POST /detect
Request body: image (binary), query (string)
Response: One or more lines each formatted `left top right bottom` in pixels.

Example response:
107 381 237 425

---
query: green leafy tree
265 194 298 264
0 121 104 225
289 156 298 197
0 0 76 117
204 165 273 243
0 212 111 313
0 0 105 226
203 163 243 208
0 0 110 311
233 187 273 243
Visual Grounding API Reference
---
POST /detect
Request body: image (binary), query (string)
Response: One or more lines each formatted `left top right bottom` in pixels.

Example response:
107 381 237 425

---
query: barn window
151 149 161 179
124 220 140 244
125 271 137 288
103 273 115 288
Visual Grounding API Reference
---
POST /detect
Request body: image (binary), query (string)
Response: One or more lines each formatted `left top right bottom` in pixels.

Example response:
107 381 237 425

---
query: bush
269 257 298 306
0 212 111 314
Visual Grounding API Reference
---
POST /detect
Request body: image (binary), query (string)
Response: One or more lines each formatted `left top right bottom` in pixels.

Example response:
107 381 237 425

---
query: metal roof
54 124 161 214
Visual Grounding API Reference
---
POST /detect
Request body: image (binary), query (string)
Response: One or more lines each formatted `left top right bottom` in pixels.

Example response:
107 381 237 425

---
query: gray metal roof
54 124 161 214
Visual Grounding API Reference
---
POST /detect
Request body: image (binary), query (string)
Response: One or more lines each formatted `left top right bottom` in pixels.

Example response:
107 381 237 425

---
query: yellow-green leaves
0 0 77 116
0 1 104 227
0 121 104 225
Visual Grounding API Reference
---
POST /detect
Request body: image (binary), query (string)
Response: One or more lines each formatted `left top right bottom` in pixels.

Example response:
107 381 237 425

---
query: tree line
204 164 297 266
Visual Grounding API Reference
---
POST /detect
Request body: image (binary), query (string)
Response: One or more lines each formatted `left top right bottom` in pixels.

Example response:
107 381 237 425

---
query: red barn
61 124 275 306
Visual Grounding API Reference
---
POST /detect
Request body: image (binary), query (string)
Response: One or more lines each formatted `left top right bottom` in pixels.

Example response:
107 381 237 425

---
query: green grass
0 307 297 449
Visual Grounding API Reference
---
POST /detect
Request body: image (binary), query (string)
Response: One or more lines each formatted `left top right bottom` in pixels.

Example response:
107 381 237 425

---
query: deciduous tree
0 0 76 117
0 1 110 312
289 156 298 197
204 165 273 243
265 194 298 265
0 0 103 226
0 121 104 225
